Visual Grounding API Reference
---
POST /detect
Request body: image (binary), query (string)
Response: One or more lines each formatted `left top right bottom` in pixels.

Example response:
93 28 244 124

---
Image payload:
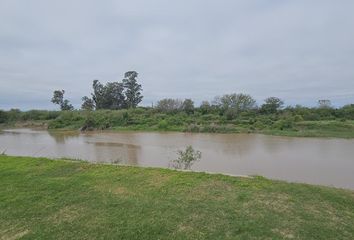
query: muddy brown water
1 128 354 190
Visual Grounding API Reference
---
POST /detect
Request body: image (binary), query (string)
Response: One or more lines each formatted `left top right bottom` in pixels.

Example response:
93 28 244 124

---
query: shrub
225 108 237 120
170 145 202 170
274 119 294 130
294 115 303 122
158 120 168 130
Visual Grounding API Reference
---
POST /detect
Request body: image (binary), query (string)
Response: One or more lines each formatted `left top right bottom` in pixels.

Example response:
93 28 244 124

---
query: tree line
49 71 354 121
153 95 286 121
51 71 143 111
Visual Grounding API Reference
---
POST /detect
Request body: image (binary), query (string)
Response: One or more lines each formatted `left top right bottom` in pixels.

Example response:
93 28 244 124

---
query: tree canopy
51 90 74 111
123 71 143 108
79 71 143 110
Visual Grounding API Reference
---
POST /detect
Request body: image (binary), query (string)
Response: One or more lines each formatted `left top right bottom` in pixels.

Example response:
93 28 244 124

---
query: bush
294 115 303 122
170 145 202 170
274 119 294 130
225 108 237 120
158 120 168 130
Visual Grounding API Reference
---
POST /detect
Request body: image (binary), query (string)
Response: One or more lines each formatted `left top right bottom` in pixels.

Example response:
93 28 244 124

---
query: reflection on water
1 128 354 190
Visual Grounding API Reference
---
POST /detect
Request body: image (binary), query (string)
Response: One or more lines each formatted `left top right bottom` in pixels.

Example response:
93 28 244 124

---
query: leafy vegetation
2 75 354 138
52 71 143 111
51 90 74 111
170 145 202 170
1 102 354 138
0 155 353 239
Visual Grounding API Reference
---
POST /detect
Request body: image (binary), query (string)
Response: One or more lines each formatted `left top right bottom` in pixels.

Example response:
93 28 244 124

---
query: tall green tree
199 101 211 114
81 96 95 111
122 71 143 108
105 82 126 109
51 90 74 111
156 98 183 113
91 80 126 110
91 80 105 109
261 97 284 114
182 99 194 114
215 93 256 114
0 110 7 123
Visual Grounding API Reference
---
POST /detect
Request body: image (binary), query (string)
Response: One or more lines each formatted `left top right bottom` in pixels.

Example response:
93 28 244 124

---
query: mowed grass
1 156 354 239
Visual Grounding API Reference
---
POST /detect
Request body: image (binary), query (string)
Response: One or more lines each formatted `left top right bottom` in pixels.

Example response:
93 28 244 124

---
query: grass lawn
1 155 354 239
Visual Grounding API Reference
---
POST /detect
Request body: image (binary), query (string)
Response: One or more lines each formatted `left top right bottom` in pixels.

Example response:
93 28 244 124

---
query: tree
51 90 73 111
261 97 284 114
0 110 7 123
81 96 95 111
91 80 105 109
318 100 332 109
182 99 194 114
91 80 126 110
340 104 354 120
61 100 74 111
123 71 143 108
215 93 256 116
105 82 126 109
51 90 65 106
156 98 183 113
199 101 211 114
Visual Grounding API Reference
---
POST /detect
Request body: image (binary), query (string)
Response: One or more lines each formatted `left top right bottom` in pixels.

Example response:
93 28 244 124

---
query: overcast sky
1 0 354 110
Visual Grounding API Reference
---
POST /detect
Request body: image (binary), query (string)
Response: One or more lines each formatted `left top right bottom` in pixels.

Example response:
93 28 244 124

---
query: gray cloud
1 0 354 110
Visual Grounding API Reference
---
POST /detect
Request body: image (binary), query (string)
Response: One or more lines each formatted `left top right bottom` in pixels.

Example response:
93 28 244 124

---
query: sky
1 0 354 110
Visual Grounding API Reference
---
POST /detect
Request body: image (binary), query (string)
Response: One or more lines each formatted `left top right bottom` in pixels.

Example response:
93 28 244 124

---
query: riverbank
1 155 353 239
2 119 354 139
1 108 354 138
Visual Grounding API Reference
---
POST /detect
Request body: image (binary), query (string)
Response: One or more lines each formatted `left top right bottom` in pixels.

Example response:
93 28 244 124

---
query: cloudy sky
1 0 354 110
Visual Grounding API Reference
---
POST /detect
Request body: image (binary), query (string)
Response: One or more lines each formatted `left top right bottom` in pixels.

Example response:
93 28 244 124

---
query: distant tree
0 110 7 123
51 90 74 111
61 100 74 111
318 100 332 109
182 99 194 114
91 80 105 109
105 82 126 109
215 93 256 116
199 101 211 114
81 96 95 111
91 80 126 110
123 71 143 108
156 98 183 113
340 104 354 120
260 97 284 114
51 90 65 106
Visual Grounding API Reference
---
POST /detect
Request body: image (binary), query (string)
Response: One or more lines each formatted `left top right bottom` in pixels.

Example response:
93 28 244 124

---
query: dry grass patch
0 224 30 240
271 228 295 239
49 205 82 224
93 182 133 196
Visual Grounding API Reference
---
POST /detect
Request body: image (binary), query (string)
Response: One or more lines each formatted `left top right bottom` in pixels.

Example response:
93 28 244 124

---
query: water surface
1 128 353 190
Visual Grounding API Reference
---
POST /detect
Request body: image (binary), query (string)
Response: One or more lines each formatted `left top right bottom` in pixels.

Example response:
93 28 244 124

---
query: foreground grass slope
1 155 354 240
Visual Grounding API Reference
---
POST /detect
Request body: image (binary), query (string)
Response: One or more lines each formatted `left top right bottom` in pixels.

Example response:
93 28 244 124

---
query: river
1 128 353 190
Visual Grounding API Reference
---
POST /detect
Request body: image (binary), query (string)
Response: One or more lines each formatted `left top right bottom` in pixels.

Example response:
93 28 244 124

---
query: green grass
1 155 354 239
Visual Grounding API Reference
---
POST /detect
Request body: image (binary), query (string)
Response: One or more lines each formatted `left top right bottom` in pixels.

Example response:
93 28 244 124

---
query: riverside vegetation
1 155 354 239
1 104 354 138
1 71 354 138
